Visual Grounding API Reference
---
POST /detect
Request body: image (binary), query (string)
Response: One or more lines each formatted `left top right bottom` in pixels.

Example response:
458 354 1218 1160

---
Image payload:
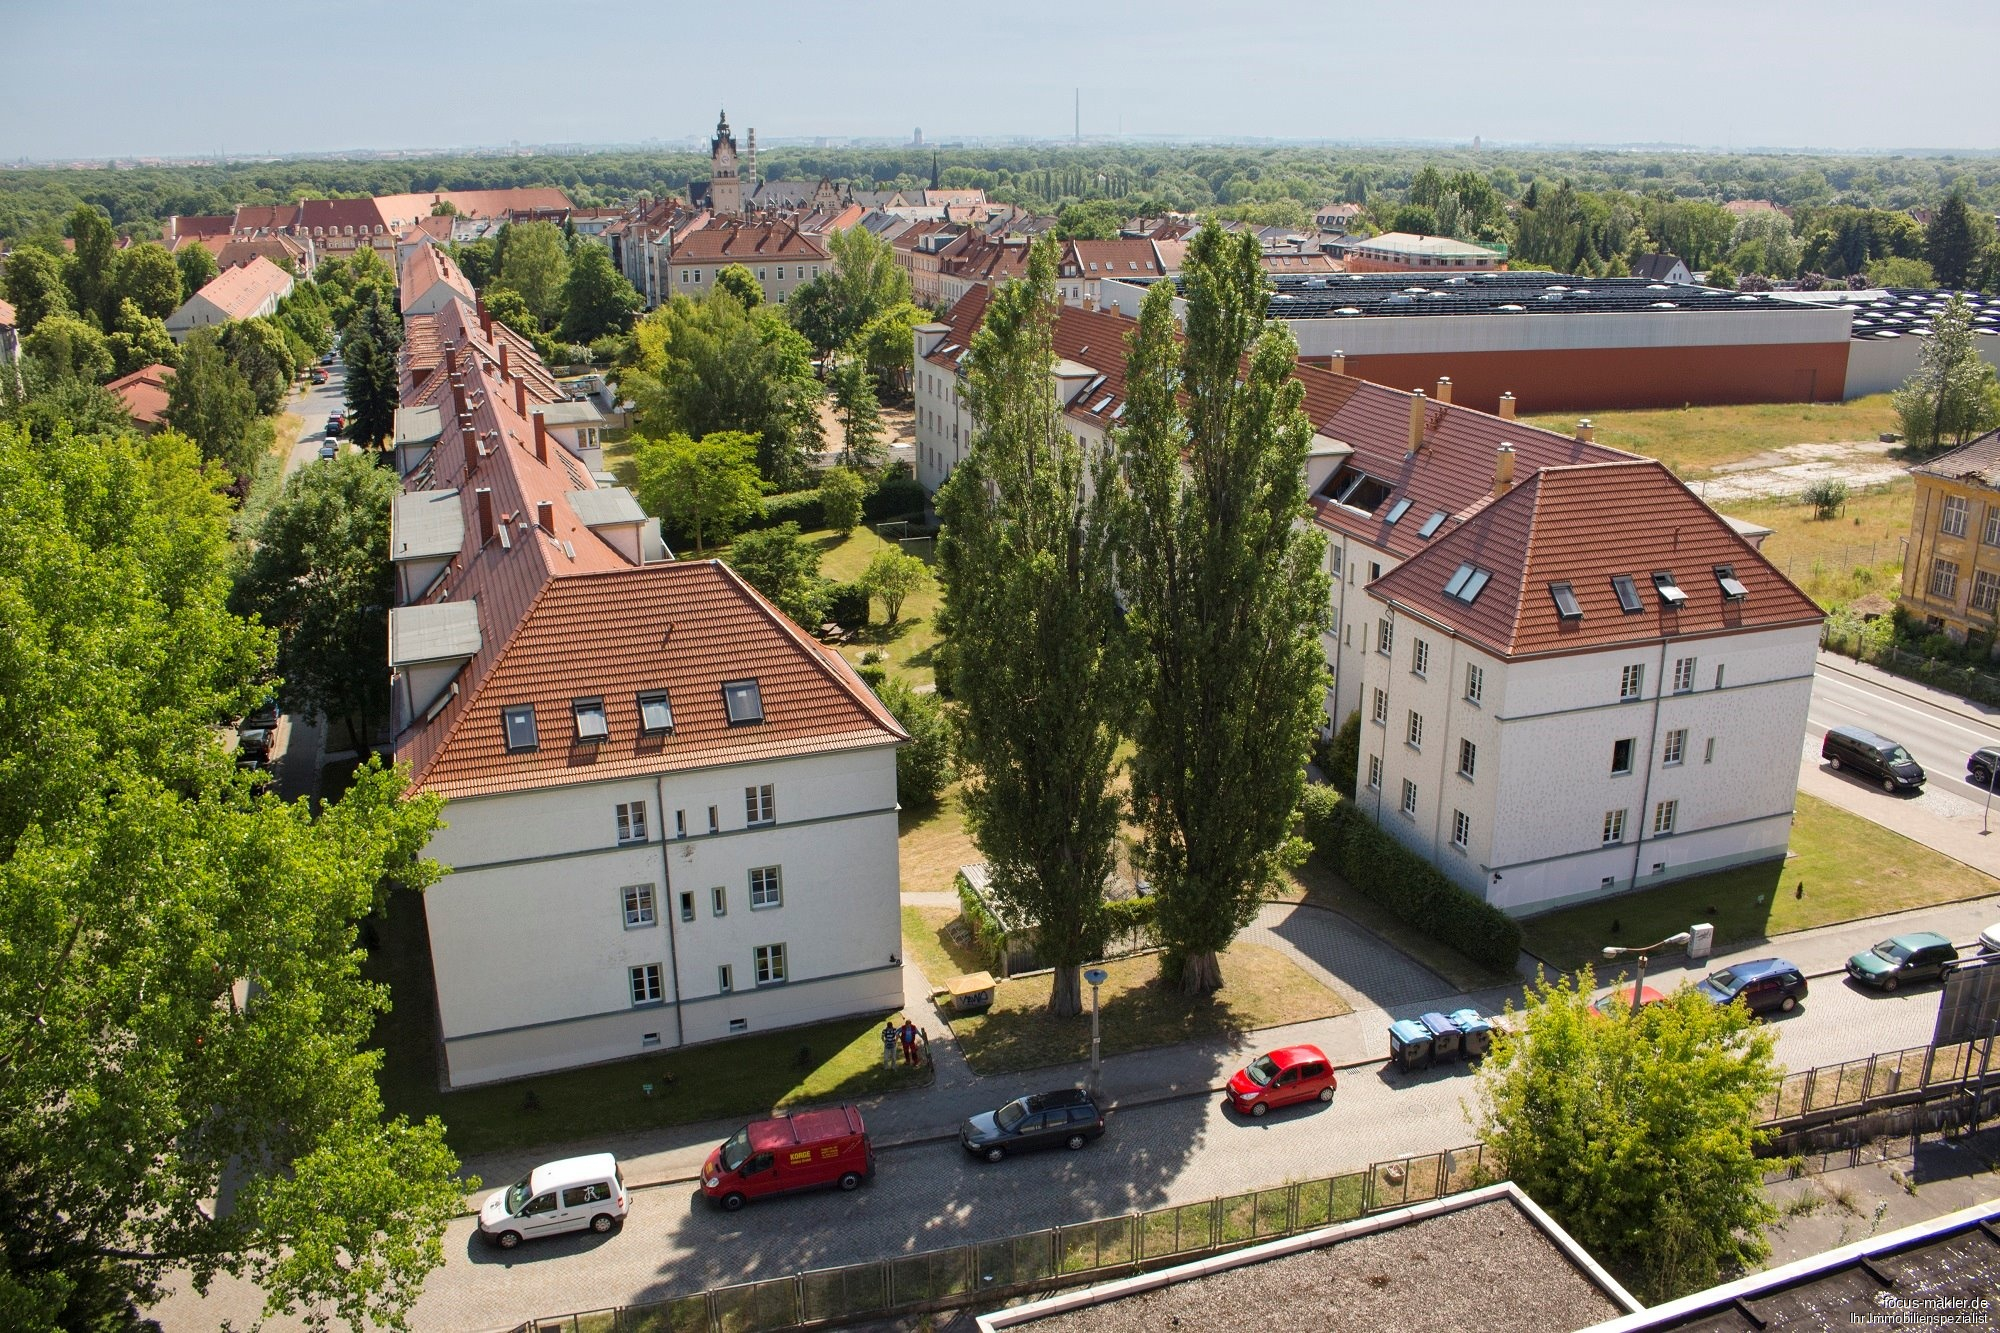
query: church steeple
708 109 743 215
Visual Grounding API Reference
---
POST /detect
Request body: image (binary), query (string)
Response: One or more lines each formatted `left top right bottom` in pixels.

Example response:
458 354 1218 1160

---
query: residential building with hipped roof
164 254 294 340
391 294 907 1087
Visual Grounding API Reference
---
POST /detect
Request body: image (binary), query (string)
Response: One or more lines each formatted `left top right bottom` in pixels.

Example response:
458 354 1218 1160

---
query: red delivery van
702 1104 874 1212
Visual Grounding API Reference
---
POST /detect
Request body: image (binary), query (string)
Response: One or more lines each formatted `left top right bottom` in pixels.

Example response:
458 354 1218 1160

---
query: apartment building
1901 430 2000 644
664 222 830 305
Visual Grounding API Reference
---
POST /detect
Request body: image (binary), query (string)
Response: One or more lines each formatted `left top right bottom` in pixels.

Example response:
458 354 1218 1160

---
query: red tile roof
374 188 575 226
106 363 172 425
1061 239 1164 279
939 234 1031 286
296 198 389 235
399 241 475 312
924 287 1136 431
668 222 831 264
187 255 293 320
0 298 15 329
214 235 308 271
1368 460 1822 660
230 203 296 235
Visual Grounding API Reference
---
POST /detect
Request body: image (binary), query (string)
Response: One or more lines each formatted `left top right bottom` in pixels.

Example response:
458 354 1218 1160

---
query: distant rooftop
1772 285 2000 341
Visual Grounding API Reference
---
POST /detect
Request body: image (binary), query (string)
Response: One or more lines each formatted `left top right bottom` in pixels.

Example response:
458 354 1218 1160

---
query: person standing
899 1016 920 1067
881 1017 900 1070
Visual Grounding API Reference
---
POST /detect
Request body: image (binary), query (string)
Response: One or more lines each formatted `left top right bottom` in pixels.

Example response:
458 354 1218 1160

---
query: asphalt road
1806 666 2000 805
285 358 351 477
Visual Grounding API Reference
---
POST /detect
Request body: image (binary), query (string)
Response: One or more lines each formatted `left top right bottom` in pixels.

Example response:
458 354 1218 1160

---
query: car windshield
1887 746 1914 765
1876 940 1914 963
719 1128 751 1172
1706 969 1739 993
504 1175 533 1214
995 1099 1030 1131
1245 1055 1280 1087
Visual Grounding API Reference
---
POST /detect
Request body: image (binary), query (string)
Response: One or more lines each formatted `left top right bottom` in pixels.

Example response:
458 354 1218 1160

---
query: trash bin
1448 1008 1494 1060
1687 923 1715 962
1420 1011 1463 1063
1388 1018 1433 1072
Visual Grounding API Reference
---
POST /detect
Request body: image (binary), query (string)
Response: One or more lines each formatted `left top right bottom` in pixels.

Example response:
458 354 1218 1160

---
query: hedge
865 475 926 522
825 580 871 627
954 872 1007 973
1299 786 1522 973
760 487 827 531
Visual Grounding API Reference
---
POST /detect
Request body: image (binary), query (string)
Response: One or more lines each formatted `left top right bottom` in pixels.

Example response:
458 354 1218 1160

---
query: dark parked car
235 727 274 766
1847 932 1958 991
960 1089 1103 1162
1696 958 1808 1016
1821 725 1924 793
242 694 280 732
1968 747 2000 788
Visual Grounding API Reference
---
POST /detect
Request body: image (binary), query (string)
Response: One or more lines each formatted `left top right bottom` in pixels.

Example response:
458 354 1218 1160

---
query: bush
821 467 866 533
1303 792 1522 972
826 580 872 627
1801 478 1848 519
955 872 1007 972
761 487 827 531
877 676 955 806
1100 894 1158 955
865 474 927 522
1325 710 1361 798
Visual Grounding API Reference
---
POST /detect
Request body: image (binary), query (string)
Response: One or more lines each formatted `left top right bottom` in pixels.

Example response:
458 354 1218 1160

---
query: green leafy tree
1704 262 1737 290
857 299 922 397
175 241 219 299
0 359 133 442
480 284 554 358
861 547 933 624
829 353 886 469
935 234 1126 1018
812 226 911 351
1926 192 1993 290
115 240 184 320
1109 226 1329 995
1326 710 1361 800
107 297 178 376
1054 199 1124 240
234 454 396 752
786 276 844 356
1894 293 2000 456
0 243 73 334
1389 203 1439 235
220 315 299 414
340 330 399 449
166 328 260 477
275 281 335 357
631 430 768 554
1865 255 1935 289
1473 970 1784 1302
874 676 954 806
496 219 570 329
0 424 462 1333
22 311 115 383
726 521 826 625
819 465 866 533
452 236 498 291
559 239 643 343
713 262 764 309
65 202 120 328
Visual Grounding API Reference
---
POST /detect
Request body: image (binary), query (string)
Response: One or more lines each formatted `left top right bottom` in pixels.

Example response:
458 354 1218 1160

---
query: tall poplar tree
936 236 1125 1017
1110 227 1329 994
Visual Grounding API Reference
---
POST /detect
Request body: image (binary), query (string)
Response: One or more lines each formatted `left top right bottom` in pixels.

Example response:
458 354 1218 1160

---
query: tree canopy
494 220 570 330
631 429 768 555
725 521 826 625
559 238 643 343
164 328 260 478
1894 293 2000 456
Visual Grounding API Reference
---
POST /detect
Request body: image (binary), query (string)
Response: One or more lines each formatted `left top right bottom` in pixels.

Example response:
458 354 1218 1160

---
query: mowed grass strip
1524 394 1899 477
1519 792 1999 972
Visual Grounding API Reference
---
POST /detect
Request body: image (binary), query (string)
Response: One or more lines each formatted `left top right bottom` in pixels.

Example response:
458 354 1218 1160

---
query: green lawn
1523 394 1899 478
812 526 941 691
1520 792 1999 971
365 891 927 1160
1710 479 1910 609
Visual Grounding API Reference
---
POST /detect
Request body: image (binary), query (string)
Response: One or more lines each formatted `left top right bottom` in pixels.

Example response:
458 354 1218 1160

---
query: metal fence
514 1144 1490 1333
1772 542 1897 586
1760 1040 1990 1123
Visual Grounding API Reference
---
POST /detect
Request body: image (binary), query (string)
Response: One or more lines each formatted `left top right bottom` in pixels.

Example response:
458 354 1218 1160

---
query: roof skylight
1417 511 1447 539
1384 498 1412 524
1549 582 1584 620
1714 565 1748 601
1611 575 1642 614
1444 563 1492 604
502 704 539 752
572 698 608 741
723 679 765 725
1653 571 1688 607
638 691 674 734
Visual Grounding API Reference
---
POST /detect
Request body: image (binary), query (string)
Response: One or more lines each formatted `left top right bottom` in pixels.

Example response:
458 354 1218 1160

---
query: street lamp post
1084 967 1109 1097
1601 932 1693 1016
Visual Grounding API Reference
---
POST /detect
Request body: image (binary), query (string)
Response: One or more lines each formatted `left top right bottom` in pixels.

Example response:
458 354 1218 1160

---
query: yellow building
1901 430 2000 643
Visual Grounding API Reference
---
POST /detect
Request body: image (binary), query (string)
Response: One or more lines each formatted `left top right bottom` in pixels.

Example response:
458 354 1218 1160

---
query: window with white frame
1458 738 1476 780
1985 507 2000 546
1931 558 1960 600
1451 809 1470 849
1942 496 1969 537
622 884 656 929
1975 570 2000 615
1602 809 1626 844
629 963 664 1005
1400 779 1418 817
1406 711 1423 749
1378 619 1394 656
1464 663 1483 705
1367 754 1382 789
1662 728 1687 765
1372 688 1388 725
1653 799 1678 835
746 784 775 825
1672 657 1695 693
717 964 733 993
1619 664 1644 700
754 943 787 985
614 801 648 844
749 866 782 910
1412 639 1429 676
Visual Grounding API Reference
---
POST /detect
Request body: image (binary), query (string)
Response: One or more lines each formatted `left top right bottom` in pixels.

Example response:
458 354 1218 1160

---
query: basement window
1714 565 1749 601
502 704 539 752
1549 582 1584 620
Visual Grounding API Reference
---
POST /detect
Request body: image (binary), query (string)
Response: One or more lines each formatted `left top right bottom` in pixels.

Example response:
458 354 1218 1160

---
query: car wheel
1976 768 1992 788
1250 1101 1269 1118
590 1213 615 1234
1882 976 1898 993
984 1146 1005 1163
1065 1133 1087 1151
1779 995 1797 1013
496 1230 521 1250
1318 1086 1335 1103
721 1193 746 1213
1828 756 1842 771
838 1171 863 1191
1882 776 1897 793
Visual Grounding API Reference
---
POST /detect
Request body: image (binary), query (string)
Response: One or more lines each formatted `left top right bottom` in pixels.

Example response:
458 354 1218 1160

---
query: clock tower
709 110 742 215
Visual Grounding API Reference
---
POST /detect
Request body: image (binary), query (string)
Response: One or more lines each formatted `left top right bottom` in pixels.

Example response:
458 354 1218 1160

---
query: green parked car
1846 932 1958 992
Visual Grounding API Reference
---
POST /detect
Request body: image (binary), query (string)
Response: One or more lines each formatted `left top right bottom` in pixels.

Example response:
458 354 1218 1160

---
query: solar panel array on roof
1125 270 1823 322
1811 286 2000 340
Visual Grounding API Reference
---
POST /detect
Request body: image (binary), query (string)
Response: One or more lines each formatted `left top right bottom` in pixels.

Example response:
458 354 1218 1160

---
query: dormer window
638 691 674 734
1549 582 1584 620
1714 565 1748 601
573 698 608 741
502 704 539 752
1653 571 1688 607
723 679 764 725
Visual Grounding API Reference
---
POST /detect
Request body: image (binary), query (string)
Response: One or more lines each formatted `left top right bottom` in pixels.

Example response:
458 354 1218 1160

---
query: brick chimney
1493 444 1516 498
477 296 492 338
1576 418 1595 443
532 411 548 464
513 373 527 418
1330 350 1347 377
1435 376 1452 405
450 375 466 420
499 341 511 380
1498 392 1516 421
536 500 555 534
1407 389 1426 454
443 343 457 375
475 487 494 546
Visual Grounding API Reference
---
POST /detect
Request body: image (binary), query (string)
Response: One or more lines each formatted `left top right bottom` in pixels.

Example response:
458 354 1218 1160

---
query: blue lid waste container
1388 1018 1433 1071
1447 1008 1494 1060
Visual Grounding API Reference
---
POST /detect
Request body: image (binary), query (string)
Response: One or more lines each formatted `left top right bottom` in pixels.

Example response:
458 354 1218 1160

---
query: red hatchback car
1226 1044 1336 1117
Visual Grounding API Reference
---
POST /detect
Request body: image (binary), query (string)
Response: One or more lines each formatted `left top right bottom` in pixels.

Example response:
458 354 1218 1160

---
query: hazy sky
4 0 1995 160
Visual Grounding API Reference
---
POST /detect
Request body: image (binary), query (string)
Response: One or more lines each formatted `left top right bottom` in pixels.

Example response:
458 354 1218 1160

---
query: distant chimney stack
475 487 495 546
1576 417 1595 443
443 344 457 375
1407 390 1426 454
499 341 510 379
536 500 555 534
477 297 492 338
1330 349 1347 377
532 411 548 464
1493 444 1516 497
1435 376 1452 405
513 373 527 418
1498 392 1516 421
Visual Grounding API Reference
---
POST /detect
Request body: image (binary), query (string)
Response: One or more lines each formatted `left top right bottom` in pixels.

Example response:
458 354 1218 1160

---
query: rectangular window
1602 809 1626 845
1406 711 1423 749
754 943 787 985
1662 728 1687 766
1611 738 1635 776
639 691 674 733
1458 738 1476 780
622 884 656 929
1930 558 1960 600
629 963 663 1006
707 805 719 834
1464 663 1483 705
1377 619 1393 656
746 783 775 825
723 678 764 724
1549 582 1583 619
675 809 687 838
718 964 733 993
1371 687 1388 725
1400 779 1418 817
1974 570 2000 615
679 891 695 923
711 886 727 917
776 266 785 279
1619 664 1644 700
1673 657 1695 693
1611 574 1642 613
1367 754 1382 789
749 866 782 910
1412 639 1429 676
615 801 648 844
503 704 539 752
1704 736 1716 764
1451 809 1470 849
573 698 608 741
1715 664 1726 690
1941 495 1969 537
1985 507 2000 546
1653 799 1678 835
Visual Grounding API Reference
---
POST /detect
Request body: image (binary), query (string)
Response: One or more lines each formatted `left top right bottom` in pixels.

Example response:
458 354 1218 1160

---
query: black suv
961 1089 1104 1162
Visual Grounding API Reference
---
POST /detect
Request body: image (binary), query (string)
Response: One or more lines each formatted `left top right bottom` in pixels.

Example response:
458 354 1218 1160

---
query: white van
478 1153 628 1249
